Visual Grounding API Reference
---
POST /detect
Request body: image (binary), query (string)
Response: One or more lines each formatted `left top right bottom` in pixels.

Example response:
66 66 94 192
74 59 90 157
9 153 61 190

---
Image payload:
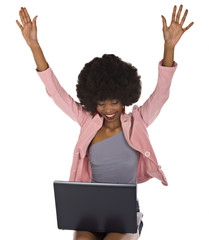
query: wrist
163 43 175 67
164 42 175 50
29 40 40 50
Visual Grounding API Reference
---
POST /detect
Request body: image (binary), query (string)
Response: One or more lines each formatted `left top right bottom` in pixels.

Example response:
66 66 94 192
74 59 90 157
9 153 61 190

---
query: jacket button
145 151 150 157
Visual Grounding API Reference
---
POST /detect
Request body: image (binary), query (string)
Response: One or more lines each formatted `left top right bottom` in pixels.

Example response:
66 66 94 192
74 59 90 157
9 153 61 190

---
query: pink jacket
37 60 177 186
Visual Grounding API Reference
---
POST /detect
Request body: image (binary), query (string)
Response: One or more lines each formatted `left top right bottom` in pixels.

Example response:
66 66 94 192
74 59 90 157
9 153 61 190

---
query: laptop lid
53 181 137 233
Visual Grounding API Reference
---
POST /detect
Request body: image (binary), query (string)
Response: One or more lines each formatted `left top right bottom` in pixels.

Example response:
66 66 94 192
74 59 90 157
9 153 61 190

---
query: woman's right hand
16 7 38 47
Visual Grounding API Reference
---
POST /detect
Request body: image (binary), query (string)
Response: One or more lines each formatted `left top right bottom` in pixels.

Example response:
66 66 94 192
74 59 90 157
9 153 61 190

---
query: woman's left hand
161 5 194 48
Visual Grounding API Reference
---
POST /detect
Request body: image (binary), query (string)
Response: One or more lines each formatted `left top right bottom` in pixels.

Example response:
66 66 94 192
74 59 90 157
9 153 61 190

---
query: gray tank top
88 131 139 184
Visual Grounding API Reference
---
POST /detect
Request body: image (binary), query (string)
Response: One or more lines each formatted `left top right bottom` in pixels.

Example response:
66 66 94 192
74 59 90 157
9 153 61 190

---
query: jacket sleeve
139 60 177 127
36 67 91 126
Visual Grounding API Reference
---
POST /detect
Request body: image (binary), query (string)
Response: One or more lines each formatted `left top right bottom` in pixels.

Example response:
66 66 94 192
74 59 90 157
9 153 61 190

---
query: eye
97 103 105 107
112 100 119 105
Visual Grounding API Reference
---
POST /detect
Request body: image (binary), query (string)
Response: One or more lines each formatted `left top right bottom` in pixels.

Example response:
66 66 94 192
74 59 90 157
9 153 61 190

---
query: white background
1 0 209 239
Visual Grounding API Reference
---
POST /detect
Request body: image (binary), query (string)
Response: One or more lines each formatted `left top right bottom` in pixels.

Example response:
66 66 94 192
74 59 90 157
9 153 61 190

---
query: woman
16 4 193 240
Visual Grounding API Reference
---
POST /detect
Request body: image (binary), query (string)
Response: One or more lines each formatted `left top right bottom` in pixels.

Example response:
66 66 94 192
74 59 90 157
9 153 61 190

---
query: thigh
103 232 139 240
104 200 143 240
73 230 106 240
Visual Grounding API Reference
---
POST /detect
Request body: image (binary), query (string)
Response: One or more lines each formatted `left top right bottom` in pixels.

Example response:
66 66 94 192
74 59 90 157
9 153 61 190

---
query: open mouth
105 113 117 120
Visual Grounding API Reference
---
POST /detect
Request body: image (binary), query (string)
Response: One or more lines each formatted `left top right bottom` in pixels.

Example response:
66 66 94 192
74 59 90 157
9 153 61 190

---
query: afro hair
76 54 141 116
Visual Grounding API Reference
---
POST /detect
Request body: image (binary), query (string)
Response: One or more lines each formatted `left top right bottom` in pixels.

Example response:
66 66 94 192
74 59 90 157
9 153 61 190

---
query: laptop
53 181 137 233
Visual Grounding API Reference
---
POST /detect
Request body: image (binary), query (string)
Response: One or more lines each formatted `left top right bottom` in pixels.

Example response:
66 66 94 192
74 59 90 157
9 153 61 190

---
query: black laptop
53 181 137 233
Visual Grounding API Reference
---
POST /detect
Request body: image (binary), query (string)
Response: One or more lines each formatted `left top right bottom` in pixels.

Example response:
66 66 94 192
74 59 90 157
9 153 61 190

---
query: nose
104 104 114 114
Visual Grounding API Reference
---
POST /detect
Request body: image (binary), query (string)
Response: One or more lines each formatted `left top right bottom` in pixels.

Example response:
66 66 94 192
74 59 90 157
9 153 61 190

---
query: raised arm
139 5 194 127
16 7 48 71
161 5 194 67
16 7 90 125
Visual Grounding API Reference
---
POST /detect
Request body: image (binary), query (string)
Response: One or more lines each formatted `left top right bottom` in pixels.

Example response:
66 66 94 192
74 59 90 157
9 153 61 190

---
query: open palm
16 7 38 47
162 5 194 48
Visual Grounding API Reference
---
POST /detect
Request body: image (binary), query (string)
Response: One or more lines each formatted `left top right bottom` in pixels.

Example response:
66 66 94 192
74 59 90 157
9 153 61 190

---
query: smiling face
96 99 123 122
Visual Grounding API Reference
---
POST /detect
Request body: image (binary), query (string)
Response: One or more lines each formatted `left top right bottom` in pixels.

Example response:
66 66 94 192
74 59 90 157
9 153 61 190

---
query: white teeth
106 113 115 117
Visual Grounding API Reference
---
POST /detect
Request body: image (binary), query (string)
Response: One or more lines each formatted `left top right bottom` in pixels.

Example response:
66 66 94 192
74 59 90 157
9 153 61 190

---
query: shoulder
121 105 142 123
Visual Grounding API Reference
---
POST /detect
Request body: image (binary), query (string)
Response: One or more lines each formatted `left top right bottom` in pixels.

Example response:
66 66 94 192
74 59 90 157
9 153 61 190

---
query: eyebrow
97 99 119 103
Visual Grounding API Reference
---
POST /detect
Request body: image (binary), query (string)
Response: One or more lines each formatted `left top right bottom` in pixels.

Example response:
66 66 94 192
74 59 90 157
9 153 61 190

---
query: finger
176 5 183 23
16 20 24 31
183 22 194 32
180 9 188 26
19 9 26 26
161 15 167 30
24 7 32 23
21 7 28 25
19 8 27 26
32 16 38 28
171 5 177 24
32 15 38 22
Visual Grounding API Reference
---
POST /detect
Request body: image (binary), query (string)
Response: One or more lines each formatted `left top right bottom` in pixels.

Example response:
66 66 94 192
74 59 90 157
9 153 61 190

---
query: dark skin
89 99 123 147
88 5 194 150
16 5 194 240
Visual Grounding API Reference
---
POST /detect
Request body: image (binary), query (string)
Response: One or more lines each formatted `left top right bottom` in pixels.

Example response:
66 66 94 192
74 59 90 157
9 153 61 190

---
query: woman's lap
74 200 143 240
73 231 139 240
73 230 107 240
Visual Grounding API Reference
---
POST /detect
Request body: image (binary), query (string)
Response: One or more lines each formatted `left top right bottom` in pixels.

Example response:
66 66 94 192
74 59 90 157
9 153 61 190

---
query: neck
103 119 121 131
